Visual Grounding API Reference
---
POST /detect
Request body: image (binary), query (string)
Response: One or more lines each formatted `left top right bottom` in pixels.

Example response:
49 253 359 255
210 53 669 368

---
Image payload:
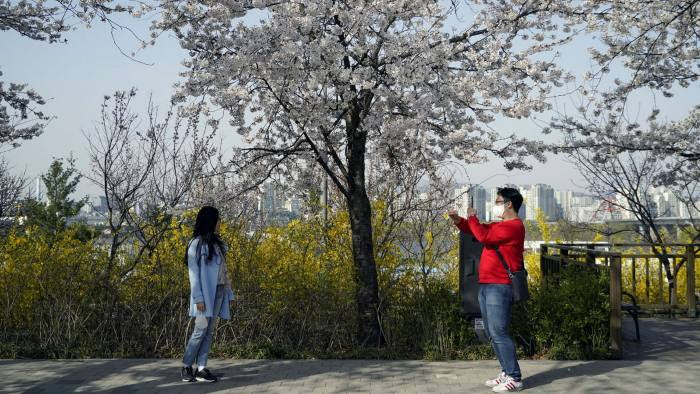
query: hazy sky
1 4 695 197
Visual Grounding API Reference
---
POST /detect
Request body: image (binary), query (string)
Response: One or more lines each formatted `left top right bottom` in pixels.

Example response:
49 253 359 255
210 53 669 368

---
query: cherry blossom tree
150 0 571 345
0 0 66 149
548 1 700 258
0 0 151 150
551 0 700 187
534 0 700 317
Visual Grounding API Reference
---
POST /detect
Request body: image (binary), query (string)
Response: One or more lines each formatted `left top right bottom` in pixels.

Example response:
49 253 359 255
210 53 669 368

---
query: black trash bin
459 231 489 343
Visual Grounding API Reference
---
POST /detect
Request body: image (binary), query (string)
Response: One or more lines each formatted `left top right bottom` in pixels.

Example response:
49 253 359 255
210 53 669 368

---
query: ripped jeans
183 285 225 368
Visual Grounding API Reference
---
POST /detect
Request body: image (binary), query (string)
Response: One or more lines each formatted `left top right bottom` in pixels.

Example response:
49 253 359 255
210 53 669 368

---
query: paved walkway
3 358 699 393
3 318 698 393
622 317 700 361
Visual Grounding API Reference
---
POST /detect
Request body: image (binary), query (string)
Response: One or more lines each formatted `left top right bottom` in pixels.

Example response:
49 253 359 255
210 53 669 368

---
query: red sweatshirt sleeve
455 217 473 234
467 215 515 246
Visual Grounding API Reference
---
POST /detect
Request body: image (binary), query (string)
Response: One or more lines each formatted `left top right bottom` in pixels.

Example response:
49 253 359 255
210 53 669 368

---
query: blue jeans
183 285 225 368
478 284 521 380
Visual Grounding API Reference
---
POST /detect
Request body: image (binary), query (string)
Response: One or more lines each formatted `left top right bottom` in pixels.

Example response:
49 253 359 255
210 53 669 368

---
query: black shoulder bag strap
494 246 529 302
494 246 514 278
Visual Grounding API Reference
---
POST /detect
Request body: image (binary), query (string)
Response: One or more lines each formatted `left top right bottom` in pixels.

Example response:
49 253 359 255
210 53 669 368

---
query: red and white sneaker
492 375 524 392
485 372 506 387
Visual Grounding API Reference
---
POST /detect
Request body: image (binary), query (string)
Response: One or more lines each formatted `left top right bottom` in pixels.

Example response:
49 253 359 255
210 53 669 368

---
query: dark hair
186 206 225 265
497 187 523 213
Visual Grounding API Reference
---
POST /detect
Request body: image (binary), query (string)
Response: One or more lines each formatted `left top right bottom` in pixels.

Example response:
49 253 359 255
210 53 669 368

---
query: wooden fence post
540 244 549 278
672 259 679 308
631 257 637 299
586 243 595 266
645 258 650 304
658 261 664 305
610 253 623 359
561 247 569 268
687 245 697 318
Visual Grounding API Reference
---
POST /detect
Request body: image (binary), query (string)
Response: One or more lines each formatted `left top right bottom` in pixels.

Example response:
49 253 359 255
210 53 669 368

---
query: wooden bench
622 291 641 342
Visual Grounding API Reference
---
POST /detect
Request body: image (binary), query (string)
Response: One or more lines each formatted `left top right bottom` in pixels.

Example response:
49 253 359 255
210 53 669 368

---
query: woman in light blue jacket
181 206 234 383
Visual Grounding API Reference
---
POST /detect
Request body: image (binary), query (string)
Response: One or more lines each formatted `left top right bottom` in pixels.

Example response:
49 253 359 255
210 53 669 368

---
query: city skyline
454 183 699 224
59 180 700 227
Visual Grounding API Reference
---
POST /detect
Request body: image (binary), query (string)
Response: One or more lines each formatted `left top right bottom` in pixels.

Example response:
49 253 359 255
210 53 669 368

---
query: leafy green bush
0 212 613 360
513 264 612 360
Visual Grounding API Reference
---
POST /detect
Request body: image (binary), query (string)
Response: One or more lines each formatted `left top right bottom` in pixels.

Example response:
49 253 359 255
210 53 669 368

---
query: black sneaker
195 368 218 382
181 366 195 382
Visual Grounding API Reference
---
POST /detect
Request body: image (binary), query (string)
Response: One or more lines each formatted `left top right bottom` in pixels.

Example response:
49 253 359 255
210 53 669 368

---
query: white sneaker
492 375 524 392
485 372 507 387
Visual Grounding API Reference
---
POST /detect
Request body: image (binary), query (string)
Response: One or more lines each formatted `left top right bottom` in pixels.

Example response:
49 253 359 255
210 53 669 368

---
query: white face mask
491 203 505 220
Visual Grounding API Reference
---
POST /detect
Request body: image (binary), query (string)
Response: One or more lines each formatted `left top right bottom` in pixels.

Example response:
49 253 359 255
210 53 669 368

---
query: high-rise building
484 187 498 221
678 200 700 219
256 181 303 226
554 190 573 221
261 181 280 214
612 192 636 220
519 185 538 221
471 186 487 221
650 186 680 217
527 184 556 220
80 195 108 215
566 192 603 222
455 184 487 221
283 196 302 214
518 199 527 222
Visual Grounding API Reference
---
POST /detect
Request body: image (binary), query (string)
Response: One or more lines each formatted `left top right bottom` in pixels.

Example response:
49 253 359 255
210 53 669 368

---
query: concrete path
3 358 699 393
3 318 698 393
622 317 700 361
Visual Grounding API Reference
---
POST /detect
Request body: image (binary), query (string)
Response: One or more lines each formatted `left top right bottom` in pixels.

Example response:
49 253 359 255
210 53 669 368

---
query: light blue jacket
187 236 234 318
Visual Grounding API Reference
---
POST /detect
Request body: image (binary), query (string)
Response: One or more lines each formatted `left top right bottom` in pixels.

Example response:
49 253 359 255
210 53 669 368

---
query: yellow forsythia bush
0 203 627 360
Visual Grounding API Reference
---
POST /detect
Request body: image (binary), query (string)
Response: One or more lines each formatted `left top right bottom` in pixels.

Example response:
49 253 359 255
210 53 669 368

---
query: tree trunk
346 183 385 347
345 100 385 347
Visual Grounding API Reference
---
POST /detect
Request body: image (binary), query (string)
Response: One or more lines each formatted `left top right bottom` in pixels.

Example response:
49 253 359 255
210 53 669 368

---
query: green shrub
513 264 612 359
0 216 613 360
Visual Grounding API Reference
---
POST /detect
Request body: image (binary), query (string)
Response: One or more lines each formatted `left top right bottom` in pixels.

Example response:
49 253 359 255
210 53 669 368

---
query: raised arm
448 208 480 235
466 216 513 246
448 209 470 233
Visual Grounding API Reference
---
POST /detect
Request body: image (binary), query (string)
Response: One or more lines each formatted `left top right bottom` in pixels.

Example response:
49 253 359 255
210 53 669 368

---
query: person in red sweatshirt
448 187 525 392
